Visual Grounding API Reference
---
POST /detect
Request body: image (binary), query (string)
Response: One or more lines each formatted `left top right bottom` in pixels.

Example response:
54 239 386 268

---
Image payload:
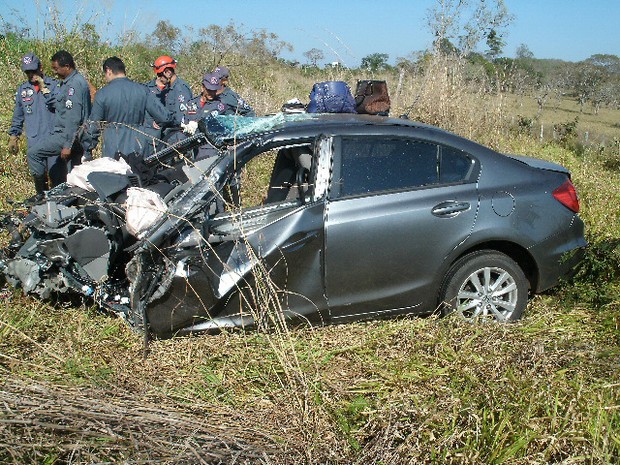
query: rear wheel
440 251 529 322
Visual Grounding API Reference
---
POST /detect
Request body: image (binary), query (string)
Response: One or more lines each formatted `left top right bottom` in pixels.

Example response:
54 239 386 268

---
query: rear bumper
529 215 587 292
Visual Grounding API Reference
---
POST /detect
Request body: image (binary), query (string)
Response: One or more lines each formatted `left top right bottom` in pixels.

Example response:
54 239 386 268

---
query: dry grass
0 14 619 462
0 378 275 464
1 285 619 464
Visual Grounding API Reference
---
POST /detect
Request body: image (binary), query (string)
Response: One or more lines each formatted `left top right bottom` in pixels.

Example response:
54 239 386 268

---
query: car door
323 134 480 322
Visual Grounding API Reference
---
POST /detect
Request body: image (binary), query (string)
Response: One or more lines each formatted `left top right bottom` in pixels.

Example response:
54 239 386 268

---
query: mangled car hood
0 113 328 339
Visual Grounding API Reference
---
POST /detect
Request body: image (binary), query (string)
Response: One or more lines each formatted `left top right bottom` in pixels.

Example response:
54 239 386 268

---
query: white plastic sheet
125 187 167 239
67 158 133 191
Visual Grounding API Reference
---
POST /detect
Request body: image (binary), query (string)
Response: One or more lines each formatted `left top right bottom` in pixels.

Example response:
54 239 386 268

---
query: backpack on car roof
354 79 391 116
306 81 357 114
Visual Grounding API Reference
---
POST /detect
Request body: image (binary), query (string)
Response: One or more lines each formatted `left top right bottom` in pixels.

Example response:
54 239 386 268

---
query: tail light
553 179 580 213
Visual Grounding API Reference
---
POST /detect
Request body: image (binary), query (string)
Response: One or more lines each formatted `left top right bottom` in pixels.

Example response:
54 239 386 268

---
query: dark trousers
27 133 83 186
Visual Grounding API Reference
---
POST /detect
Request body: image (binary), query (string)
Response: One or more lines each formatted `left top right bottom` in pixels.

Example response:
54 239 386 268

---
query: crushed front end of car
1 114 319 338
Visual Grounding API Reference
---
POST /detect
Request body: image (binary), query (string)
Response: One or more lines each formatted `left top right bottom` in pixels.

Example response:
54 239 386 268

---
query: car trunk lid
505 154 571 176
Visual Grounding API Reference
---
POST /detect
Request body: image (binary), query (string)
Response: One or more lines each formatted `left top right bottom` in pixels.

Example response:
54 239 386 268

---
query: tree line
1 0 618 118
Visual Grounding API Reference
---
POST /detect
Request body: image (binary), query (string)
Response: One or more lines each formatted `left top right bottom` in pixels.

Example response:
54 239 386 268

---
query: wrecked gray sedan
0 114 586 338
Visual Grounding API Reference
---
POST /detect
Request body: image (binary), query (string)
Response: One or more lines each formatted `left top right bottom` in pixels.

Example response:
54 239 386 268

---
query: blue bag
307 81 357 113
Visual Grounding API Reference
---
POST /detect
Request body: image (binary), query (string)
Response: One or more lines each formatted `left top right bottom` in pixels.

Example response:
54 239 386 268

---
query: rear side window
440 145 473 183
337 137 472 197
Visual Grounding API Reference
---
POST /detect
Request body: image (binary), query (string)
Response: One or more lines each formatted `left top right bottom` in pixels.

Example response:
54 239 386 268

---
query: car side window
440 145 475 183
340 136 473 197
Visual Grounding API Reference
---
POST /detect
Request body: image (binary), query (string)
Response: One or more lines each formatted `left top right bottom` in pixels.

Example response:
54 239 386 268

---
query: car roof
203 113 455 147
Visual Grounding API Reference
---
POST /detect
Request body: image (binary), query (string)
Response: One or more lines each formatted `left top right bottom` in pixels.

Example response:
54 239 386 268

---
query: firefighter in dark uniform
26 50 91 197
184 72 256 207
184 72 254 161
213 65 256 116
8 52 60 192
149 55 193 144
84 56 180 158
144 67 168 147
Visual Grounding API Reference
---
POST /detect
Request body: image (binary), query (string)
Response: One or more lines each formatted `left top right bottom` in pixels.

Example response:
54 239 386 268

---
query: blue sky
3 0 619 66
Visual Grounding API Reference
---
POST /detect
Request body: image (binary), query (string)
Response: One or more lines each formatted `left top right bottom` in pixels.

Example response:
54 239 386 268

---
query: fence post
540 124 544 143
395 68 405 108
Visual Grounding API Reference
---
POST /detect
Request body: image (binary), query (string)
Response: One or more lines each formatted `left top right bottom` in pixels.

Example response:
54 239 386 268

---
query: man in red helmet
145 55 192 144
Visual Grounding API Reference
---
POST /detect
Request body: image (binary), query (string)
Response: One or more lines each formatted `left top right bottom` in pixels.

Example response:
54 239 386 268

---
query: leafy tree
182 21 291 73
303 48 324 67
244 29 292 64
436 38 459 56
361 53 389 72
575 55 620 113
485 28 504 60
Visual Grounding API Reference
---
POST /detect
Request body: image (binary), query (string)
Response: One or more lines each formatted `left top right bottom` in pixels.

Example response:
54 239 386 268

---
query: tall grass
0 3 619 464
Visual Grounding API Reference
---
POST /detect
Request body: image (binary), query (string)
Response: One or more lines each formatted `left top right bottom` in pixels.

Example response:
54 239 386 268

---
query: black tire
440 250 529 322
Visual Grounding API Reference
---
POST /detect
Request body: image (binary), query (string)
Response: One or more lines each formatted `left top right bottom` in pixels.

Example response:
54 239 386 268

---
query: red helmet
151 55 177 74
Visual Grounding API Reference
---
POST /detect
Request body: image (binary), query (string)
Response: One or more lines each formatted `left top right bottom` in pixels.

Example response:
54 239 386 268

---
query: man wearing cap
8 52 60 193
185 72 255 121
183 72 245 163
26 50 91 198
213 65 255 117
83 56 181 159
147 55 192 144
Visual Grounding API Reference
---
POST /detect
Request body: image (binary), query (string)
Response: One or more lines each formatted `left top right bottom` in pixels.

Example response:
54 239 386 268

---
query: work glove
8 135 19 154
181 120 198 135
32 75 50 94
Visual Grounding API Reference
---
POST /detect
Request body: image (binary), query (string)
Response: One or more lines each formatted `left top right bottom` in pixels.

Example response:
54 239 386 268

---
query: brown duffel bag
354 80 390 115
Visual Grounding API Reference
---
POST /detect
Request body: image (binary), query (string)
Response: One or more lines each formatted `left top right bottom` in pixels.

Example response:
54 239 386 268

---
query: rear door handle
431 201 471 218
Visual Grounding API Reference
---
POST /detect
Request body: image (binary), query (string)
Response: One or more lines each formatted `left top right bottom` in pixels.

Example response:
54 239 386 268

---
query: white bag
67 158 133 191
125 187 167 239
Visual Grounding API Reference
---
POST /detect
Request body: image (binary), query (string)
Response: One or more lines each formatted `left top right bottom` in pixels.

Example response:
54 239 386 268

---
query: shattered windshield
205 113 318 146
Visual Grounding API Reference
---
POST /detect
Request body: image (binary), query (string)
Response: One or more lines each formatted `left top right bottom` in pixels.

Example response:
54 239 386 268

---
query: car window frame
232 139 321 209
329 134 477 200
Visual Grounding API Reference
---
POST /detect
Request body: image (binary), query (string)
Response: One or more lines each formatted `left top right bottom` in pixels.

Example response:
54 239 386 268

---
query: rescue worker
149 55 192 144
213 65 256 116
184 72 253 207
187 72 254 120
83 56 181 159
8 52 60 193
144 66 168 146
26 50 91 198
184 72 254 161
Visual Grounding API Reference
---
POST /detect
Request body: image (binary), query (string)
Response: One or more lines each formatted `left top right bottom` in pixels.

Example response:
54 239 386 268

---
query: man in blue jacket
8 52 59 193
26 50 91 198
213 65 255 116
84 56 180 158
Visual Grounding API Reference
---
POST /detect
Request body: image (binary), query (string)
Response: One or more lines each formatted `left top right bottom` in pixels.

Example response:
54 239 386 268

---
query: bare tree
516 43 534 60
535 84 551 117
181 21 291 71
303 48 324 67
149 20 181 53
426 0 513 57
573 62 607 113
